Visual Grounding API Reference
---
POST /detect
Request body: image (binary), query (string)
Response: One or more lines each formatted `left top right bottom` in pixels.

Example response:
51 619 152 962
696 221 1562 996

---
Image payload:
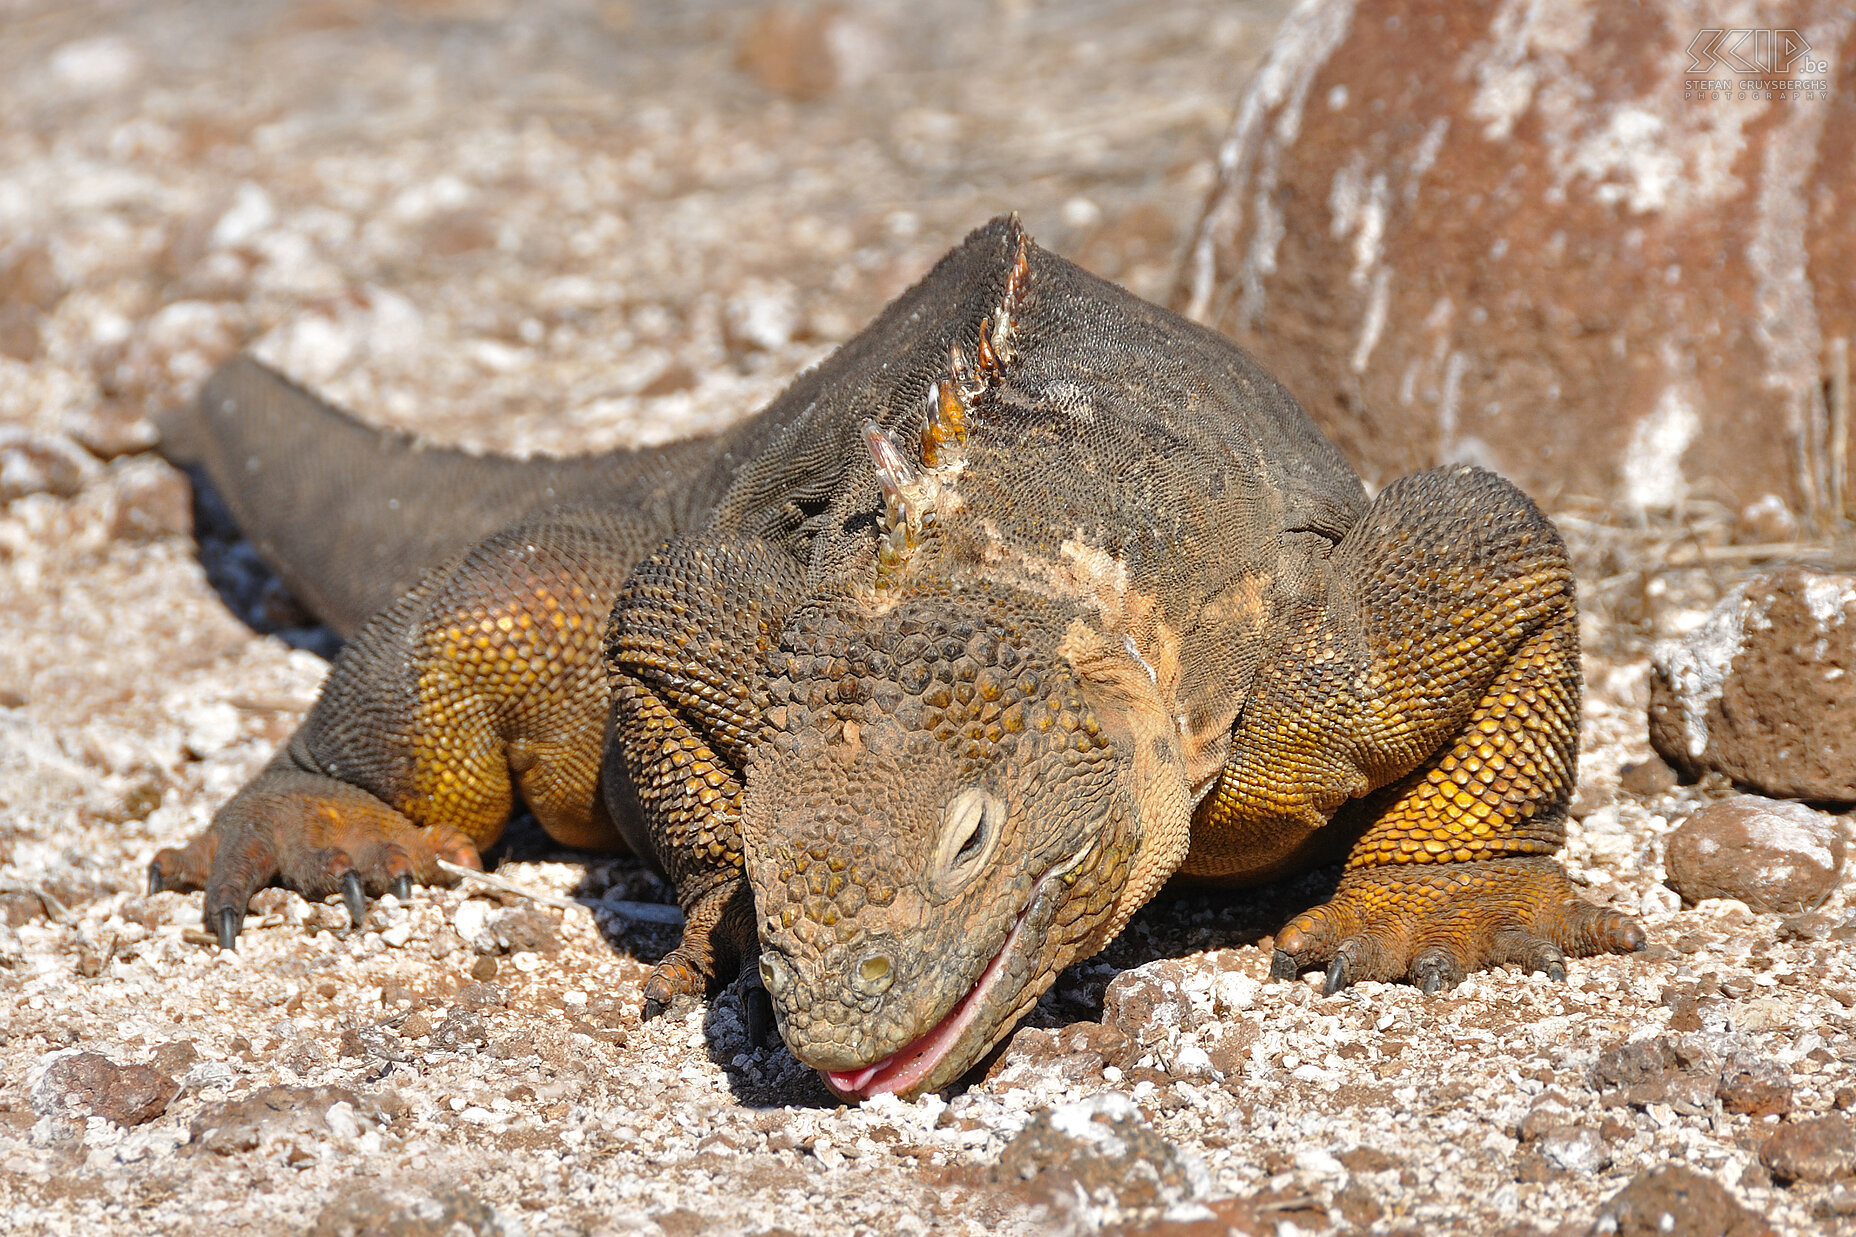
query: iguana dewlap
151 217 1644 1101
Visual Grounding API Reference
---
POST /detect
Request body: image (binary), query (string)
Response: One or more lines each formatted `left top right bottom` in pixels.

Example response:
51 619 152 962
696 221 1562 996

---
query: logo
1685 29 1829 76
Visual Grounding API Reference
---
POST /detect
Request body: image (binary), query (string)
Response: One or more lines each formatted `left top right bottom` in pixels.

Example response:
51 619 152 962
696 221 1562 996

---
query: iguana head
735 218 1207 1097
740 592 1142 1099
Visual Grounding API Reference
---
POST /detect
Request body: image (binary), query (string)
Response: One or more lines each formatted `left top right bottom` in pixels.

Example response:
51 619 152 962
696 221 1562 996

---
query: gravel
1 2 1852 1234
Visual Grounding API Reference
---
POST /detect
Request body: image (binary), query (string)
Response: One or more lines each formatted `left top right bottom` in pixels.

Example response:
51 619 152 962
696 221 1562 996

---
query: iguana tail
160 356 727 636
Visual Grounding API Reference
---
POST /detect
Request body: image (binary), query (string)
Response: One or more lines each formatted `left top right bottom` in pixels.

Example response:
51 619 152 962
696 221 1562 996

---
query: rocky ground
1 2 1853 1234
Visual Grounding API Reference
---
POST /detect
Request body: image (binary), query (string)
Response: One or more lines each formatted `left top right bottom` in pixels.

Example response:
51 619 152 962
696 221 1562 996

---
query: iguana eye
933 787 1004 891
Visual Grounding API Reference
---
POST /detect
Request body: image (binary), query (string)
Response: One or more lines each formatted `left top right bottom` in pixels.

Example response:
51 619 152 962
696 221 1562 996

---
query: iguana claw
340 871 366 927
1322 954 1350 996
217 906 242 950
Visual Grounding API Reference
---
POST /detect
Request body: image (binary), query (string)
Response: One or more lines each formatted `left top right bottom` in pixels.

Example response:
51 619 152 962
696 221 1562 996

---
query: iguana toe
150 759 481 947
1273 856 1645 993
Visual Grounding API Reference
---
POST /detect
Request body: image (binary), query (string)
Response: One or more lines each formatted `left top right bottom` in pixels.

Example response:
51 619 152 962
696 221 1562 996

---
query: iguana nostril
854 950 895 994
759 954 792 998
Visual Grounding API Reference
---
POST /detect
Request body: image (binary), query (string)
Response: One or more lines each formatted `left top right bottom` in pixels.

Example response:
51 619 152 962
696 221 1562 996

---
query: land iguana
149 216 1646 1101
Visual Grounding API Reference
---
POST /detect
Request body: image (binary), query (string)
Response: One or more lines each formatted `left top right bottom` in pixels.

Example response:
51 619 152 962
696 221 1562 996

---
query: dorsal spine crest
875 220 1033 590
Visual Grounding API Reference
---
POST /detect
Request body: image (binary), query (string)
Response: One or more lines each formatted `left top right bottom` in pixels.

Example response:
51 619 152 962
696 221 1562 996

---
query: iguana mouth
820 850 1085 1101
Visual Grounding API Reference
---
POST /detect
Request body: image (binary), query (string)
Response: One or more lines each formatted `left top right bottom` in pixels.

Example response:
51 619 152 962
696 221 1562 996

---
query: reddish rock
1103 959 1194 1052
1762 1113 1856 1184
30 1051 178 1126
1664 795 1845 913
988 1092 1201 1214
1591 1036 1674 1089
1649 570 1856 802
1176 0 1856 519
1593 1165 1776 1237
1716 1052 1793 1118
983 1026 1106 1091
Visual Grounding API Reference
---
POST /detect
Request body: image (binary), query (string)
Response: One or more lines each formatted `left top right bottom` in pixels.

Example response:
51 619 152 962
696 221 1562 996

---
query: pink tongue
823 981 976 1098
822 914 1026 1098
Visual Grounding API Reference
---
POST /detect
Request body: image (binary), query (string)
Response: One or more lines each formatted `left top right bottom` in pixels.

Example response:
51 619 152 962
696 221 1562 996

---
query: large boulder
1648 568 1856 801
1176 0 1855 521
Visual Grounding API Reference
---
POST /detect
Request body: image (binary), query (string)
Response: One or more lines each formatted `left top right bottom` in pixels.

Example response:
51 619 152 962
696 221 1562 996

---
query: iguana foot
1270 856 1645 994
148 763 480 947
640 876 755 1020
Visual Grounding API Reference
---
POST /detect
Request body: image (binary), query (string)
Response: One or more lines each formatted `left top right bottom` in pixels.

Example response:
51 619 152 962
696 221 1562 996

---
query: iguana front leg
1189 465 1645 992
601 535 803 1016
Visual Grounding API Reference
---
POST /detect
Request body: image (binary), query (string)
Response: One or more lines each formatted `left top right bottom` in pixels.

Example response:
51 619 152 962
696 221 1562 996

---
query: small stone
1619 757 1679 797
1334 1180 1383 1228
1517 1098 1573 1143
1816 1187 1856 1222
1591 1037 1673 1090
984 1026 1103 1091
1761 1114 1856 1184
322 1100 361 1141
1664 796 1845 914
431 1008 489 1051
723 279 801 353
150 1039 199 1076
1103 959 1193 1051
1535 1124 1609 1175
1337 1146 1400 1174
1055 1019 1134 1069
1211 970 1258 1014
1592 1165 1776 1237
452 981 504 1009
193 1087 380 1158
103 457 192 540
1649 569 1856 801
338 1024 408 1064
489 906 561 957
1168 1040 1215 1080
1715 1053 1792 1118
30 1051 177 1126
0 429 95 503
470 956 498 981
180 701 243 760
62 401 158 459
